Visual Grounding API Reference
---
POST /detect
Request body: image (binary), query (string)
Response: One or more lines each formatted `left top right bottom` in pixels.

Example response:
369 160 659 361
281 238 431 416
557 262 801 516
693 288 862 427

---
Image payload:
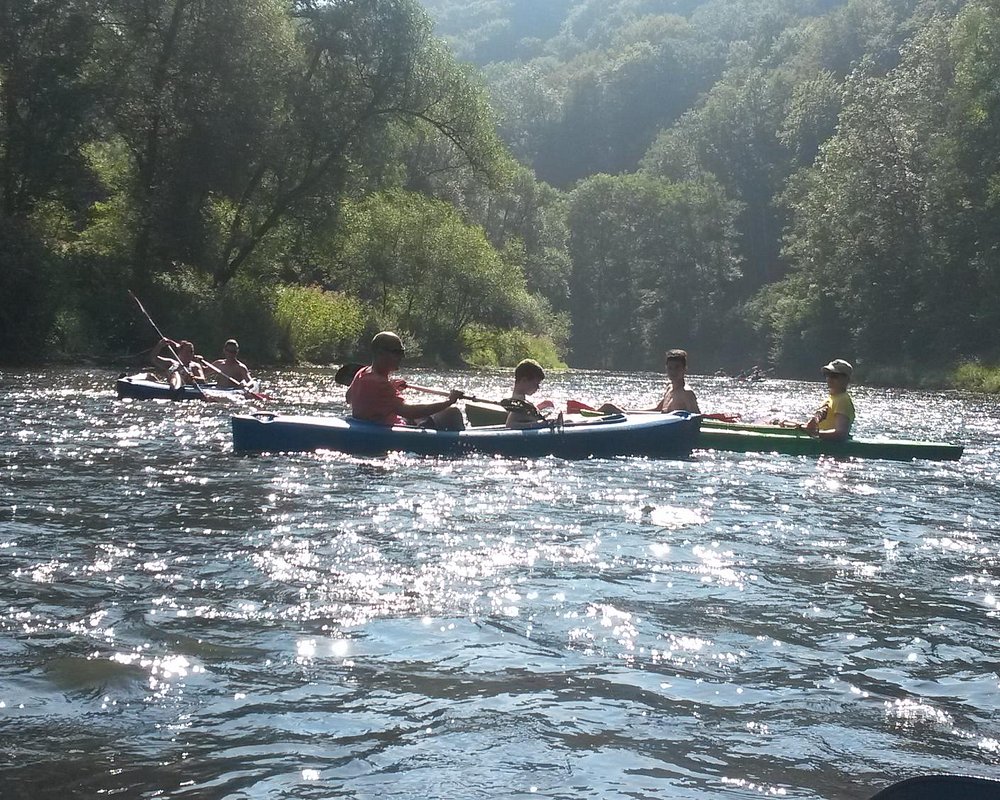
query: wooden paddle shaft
403 383 496 406
405 383 450 398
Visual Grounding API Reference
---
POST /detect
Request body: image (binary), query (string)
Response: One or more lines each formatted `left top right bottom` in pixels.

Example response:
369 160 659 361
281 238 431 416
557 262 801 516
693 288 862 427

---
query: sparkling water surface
1 367 999 799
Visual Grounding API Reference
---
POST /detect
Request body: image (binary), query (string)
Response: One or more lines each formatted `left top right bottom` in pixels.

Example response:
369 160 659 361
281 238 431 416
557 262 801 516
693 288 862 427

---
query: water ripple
2 367 1000 798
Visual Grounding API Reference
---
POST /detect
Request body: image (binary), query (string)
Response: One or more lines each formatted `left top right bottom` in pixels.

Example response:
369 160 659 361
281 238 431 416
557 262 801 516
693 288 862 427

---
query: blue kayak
231 411 702 459
116 373 255 401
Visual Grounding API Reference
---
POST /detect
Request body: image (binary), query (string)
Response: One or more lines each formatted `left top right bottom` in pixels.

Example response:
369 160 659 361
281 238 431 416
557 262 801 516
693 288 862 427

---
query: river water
1 366 999 799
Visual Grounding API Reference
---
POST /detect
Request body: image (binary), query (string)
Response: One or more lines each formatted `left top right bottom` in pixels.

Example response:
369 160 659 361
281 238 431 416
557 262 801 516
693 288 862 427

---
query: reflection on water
1 367 999 799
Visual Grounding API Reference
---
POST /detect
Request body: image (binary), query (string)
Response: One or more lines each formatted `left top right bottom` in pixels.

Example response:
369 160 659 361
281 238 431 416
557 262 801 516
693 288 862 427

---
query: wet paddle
566 399 657 416
566 398 739 421
334 362 367 385
128 290 211 400
197 357 269 402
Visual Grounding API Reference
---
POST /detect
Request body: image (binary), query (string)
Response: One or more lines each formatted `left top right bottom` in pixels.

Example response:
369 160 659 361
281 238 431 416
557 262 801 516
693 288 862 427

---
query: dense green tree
533 20 722 186
0 0 98 220
776 69 843 166
567 173 740 368
0 0 102 360
947 0 1000 347
334 190 535 361
213 0 509 289
761 4 1000 371
422 0 578 64
79 0 298 290
642 66 793 291
84 0 510 292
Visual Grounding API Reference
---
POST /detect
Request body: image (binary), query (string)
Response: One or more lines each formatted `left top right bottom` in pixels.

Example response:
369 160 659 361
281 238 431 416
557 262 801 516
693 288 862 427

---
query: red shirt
347 366 406 426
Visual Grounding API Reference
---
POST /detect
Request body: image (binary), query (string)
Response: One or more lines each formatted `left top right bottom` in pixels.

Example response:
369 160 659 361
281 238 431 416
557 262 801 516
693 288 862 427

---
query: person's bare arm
151 338 176 368
814 413 851 441
189 358 207 382
398 390 462 421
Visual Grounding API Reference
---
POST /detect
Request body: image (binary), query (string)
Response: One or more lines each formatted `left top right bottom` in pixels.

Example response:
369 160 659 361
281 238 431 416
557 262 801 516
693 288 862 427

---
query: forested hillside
0 0 566 367
421 0 1000 379
3 0 999 382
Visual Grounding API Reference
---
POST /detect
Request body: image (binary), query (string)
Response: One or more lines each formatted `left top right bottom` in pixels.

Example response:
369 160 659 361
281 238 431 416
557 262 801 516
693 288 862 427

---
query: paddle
333 361 367 385
197 357 269 402
566 398 739 421
128 290 210 400
333 362 533 412
566 399 655 415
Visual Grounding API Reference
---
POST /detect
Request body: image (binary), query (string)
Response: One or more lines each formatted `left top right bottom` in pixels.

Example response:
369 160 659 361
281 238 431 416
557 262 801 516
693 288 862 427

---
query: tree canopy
3 0 1000 382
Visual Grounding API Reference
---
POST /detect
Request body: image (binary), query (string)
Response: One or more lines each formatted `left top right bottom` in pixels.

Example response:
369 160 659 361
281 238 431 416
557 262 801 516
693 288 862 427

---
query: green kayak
698 425 962 461
465 404 962 461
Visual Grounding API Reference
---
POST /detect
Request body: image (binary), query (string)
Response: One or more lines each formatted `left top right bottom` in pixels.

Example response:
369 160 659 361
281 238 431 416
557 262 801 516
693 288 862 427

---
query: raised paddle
197 357 269 402
128 290 211 400
333 362 532 412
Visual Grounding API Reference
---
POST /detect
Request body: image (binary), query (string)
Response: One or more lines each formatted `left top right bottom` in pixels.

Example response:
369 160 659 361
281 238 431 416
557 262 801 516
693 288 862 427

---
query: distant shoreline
4 358 999 394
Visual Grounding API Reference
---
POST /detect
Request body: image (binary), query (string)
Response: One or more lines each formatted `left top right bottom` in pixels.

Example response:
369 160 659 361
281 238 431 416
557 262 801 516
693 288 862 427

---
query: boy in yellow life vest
805 359 855 441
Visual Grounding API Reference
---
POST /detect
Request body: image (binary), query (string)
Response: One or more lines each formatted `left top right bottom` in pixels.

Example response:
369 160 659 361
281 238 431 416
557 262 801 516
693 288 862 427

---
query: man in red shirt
346 331 465 430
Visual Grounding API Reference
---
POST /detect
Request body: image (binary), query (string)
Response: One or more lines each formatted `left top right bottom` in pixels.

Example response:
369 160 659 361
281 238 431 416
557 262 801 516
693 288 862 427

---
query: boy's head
664 349 688 367
821 358 853 390
514 359 545 383
513 359 545 394
664 349 688 378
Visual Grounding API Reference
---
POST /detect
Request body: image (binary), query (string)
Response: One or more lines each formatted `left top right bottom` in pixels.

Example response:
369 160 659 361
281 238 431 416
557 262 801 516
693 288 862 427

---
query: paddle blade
868 775 1000 800
566 399 597 414
334 362 366 386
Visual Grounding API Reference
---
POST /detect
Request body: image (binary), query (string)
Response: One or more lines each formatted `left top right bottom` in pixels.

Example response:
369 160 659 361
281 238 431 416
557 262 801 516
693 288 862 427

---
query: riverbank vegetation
952 362 1000 393
3 0 999 388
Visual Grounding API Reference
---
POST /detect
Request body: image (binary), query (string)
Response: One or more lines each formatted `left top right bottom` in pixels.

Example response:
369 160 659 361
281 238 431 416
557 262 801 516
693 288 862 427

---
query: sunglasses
382 347 405 356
